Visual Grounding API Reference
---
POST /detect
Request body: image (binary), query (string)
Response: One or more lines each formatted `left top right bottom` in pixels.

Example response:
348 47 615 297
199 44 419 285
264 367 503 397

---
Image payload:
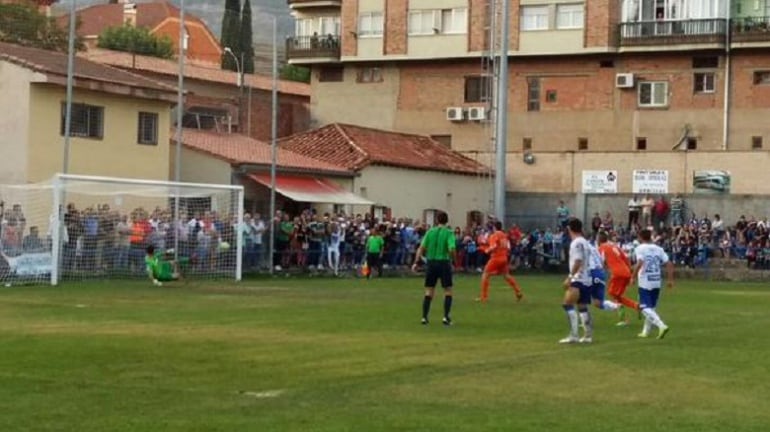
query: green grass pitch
0 274 769 432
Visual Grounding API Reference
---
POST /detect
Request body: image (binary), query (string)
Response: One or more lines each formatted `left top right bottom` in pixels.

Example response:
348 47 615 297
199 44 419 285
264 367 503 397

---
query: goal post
0 174 244 286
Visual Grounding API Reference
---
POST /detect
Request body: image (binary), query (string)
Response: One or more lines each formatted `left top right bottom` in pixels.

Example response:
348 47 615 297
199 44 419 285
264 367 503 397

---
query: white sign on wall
633 170 669 194
581 170 618 194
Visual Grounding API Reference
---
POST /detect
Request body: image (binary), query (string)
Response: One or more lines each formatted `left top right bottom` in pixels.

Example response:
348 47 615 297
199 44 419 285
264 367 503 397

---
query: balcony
732 17 770 42
619 19 727 46
288 0 341 10
286 35 341 63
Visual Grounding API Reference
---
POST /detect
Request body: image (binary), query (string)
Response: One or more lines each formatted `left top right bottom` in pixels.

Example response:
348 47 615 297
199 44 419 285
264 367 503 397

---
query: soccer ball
218 241 231 252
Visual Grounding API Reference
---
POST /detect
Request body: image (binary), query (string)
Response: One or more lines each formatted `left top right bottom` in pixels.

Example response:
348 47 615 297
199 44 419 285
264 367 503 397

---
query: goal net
0 174 244 286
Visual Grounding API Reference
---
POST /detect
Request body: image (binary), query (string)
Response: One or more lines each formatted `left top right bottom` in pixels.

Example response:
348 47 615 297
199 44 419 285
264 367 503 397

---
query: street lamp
224 47 243 88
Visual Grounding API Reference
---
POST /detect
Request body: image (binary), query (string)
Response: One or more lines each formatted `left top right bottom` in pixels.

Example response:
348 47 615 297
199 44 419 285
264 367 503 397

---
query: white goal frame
48 173 245 285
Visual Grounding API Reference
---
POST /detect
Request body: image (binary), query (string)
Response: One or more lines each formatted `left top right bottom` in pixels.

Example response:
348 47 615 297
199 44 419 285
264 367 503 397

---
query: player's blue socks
422 295 432 320
443 295 453 320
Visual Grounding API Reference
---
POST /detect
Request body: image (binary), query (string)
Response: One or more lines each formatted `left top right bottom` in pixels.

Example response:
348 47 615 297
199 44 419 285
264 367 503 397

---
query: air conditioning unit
615 73 635 89
446 107 465 122
467 106 487 121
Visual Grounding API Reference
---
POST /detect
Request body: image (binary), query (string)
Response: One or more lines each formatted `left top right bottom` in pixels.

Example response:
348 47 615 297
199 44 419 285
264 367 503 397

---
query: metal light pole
268 16 278 275
63 0 77 174
224 47 243 88
494 0 511 223
173 0 186 259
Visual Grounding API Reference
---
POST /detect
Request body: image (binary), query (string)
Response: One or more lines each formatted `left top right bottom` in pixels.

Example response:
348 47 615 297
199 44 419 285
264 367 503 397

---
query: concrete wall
27 85 172 183
505 151 770 194
0 62 32 184
310 64 400 129
351 164 493 223
178 147 233 185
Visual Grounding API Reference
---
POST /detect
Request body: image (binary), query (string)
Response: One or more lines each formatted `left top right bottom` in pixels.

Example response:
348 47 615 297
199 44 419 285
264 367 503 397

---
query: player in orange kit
597 231 639 325
476 221 524 303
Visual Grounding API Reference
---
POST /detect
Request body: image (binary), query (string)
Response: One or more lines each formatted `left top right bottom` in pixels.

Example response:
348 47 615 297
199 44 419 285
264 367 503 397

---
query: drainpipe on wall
722 0 732 151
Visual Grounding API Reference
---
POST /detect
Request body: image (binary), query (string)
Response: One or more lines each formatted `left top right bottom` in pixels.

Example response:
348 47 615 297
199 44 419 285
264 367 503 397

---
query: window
636 137 647 150
60 103 104 139
295 18 314 37
638 82 668 108
599 60 615 68
522 137 532 151
754 71 770 85
578 137 588 151
431 135 452 148
527 78 541 111
464 75 491 103
137 112 158 145
296 17 340 38
686 137 698 150
408 8 467 35
408 10 439 35
357 67 383 83
692 56 719 69
319 66 344 82
556 4 584 29
694 72 715 93
440 8 468 34
319 16 340 36
521 6 549 31
358 12 384 37
752 136 763 150
546 90 557 103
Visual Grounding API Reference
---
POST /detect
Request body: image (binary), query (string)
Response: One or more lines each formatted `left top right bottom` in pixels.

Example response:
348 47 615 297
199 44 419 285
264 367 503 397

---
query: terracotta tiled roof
0 41 177 94
82 48 310 97
59 1 223 63
278 124 492 176
61 1 202 38
175 128 353 176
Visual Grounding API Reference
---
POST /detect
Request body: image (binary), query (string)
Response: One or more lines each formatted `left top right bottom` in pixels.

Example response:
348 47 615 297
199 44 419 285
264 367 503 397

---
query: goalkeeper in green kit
145 245 181 286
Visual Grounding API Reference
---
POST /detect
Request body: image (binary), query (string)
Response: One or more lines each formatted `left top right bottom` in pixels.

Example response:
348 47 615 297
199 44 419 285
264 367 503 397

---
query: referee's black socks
422 295 432 319
443 295 453 319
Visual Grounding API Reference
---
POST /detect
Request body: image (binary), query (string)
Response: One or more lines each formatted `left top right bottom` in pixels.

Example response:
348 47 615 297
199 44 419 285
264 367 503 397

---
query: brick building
82 48 311 142
284 0 770 196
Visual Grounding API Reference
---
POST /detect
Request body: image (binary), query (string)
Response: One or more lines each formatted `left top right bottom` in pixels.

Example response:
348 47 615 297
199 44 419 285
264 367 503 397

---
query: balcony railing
732 17 770 42
286 35 341 61
288 0 341 8
619 18 727 46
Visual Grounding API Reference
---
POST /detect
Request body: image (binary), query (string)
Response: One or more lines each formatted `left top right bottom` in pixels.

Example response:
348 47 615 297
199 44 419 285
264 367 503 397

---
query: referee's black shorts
424 260 453 289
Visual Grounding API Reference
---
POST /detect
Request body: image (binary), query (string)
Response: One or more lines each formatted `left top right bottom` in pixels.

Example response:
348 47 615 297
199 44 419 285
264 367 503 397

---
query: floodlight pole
63 0 76 174
494 0 511 223
173 0 186 260
269 16 278 275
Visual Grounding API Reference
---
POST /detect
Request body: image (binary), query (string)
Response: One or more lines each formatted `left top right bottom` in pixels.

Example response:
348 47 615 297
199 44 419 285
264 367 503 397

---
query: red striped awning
248 174 373 205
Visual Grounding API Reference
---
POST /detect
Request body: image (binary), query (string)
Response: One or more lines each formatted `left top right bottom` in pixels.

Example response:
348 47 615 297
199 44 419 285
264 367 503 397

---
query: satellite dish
523 152 536 165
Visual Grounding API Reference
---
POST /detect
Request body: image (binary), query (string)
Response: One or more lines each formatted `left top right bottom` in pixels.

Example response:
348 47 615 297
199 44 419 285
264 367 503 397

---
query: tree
280 64 311 84
97 25 174 59
0 3 84 52
220 0 241 72
239 0 255 74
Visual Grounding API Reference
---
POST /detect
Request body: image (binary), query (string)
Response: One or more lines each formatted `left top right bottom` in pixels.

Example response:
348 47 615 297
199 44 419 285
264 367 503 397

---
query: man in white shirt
560 218 594 344
632 229 674 339
627 195 641 230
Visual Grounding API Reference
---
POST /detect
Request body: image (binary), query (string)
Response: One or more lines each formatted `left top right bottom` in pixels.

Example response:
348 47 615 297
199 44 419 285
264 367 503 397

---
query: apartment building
284 0 770 195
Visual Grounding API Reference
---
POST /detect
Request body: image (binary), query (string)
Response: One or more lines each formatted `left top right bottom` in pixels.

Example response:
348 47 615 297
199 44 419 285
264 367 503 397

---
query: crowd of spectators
2 195 770 277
